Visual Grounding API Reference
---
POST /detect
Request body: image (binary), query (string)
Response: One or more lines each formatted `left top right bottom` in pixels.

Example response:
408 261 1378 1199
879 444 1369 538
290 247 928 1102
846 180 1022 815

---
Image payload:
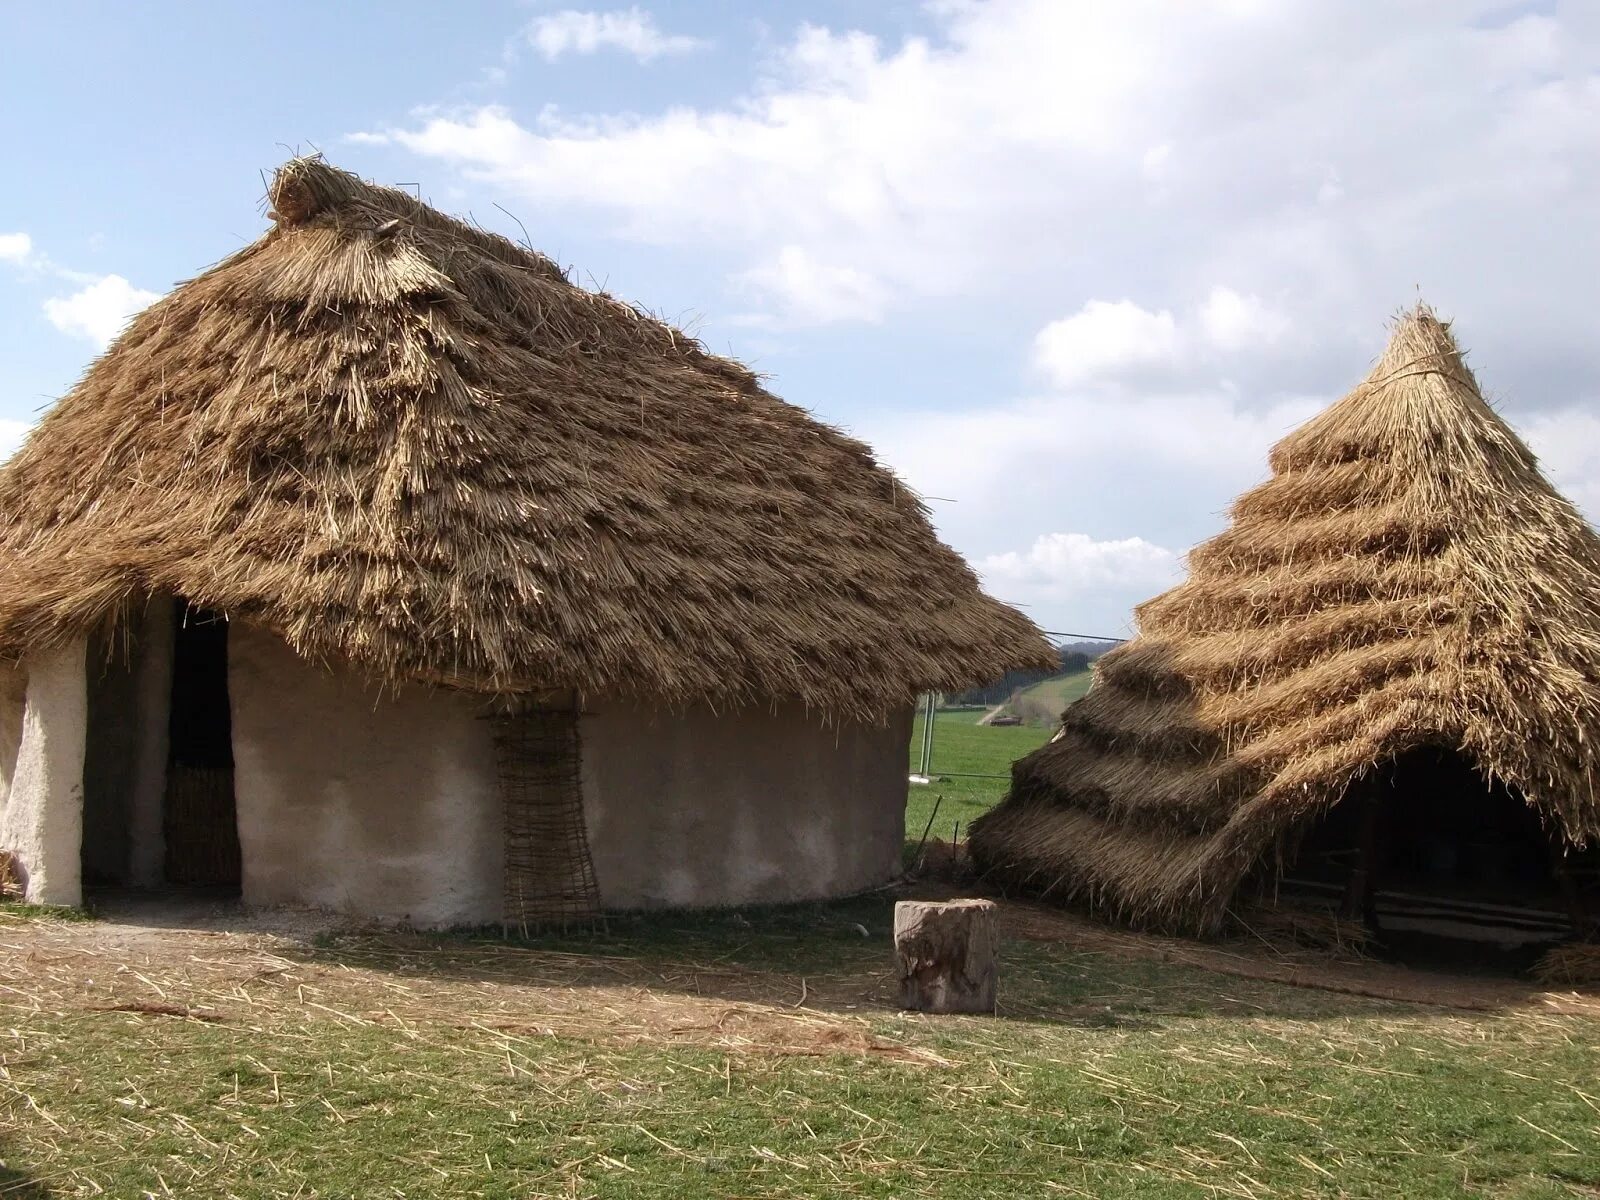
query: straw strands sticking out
971 308 1600 930
0 157 1052 718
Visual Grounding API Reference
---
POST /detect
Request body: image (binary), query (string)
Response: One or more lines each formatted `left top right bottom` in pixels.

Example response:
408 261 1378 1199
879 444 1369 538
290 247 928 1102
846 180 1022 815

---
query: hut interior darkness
1280 749 1583 967
971 308 1600 966
80 600 240 894
0 155 1053 924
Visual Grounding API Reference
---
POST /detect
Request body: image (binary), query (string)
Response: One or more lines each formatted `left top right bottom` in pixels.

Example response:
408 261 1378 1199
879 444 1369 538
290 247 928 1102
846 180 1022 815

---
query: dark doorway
80 631 141 886
163 601 240 890
1286 747 1593 971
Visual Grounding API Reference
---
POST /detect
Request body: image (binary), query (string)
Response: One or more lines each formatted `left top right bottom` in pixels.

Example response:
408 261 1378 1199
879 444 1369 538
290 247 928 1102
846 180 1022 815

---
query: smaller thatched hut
0 156 1052 925
972 308 1600 947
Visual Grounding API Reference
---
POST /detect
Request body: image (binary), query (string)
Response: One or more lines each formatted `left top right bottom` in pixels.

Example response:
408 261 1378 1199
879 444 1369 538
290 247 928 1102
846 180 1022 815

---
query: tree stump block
894 899 998 1014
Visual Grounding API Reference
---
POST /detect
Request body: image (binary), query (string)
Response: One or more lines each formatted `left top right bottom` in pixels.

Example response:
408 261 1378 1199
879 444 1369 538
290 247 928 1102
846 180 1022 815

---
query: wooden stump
894 899 998 1014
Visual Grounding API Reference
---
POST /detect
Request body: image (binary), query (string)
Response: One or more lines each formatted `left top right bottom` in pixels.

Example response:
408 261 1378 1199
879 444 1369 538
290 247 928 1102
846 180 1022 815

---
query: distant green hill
945 642 1113 707
1004 669 1094 726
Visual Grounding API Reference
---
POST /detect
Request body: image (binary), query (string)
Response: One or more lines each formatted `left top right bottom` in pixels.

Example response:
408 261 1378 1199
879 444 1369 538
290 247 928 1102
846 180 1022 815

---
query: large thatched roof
0 157 1051 716
970 307 1600 929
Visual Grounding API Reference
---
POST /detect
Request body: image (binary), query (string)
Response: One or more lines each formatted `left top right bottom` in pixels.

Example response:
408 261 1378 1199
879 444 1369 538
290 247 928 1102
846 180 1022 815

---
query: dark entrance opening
81 630 143 887
163 601 240 890
1286 747 1594 972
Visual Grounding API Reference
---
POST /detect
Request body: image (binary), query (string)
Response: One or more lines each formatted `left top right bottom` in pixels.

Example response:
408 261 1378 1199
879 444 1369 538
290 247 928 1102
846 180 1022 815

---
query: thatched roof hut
0 157 1050 922
971 308 1600 939
0 156 1044 713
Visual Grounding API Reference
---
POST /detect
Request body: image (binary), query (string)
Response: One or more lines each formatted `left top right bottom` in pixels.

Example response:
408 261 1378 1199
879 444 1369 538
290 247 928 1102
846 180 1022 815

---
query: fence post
918 691 936 777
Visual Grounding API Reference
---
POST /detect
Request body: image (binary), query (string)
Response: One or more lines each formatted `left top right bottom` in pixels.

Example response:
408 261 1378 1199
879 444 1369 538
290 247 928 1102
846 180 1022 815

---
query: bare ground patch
4 886 1597 1061
0 901 952 1065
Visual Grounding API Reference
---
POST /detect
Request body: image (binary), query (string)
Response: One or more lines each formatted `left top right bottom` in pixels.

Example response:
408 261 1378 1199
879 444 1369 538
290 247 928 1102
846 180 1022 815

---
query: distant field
905 708 1052 848
901 671 1092 846
1016 668 1095 713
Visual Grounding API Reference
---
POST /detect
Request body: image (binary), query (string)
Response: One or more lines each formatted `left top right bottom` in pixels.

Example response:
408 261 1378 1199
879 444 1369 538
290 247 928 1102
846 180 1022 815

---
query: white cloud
1522 406 1600 521
860 384 1321 632
0 232 33 264
736 245 887 325
523 8 704 62
1198 286 1290 352
4 235 161 349
1033 300 1179 388
359 1 1600 628
361 1 1600 347
1032 290 1291 388
43 275 160 348
0 419 30 462
980 532 1181 595
1140 142 1173 181
874 359 1600 633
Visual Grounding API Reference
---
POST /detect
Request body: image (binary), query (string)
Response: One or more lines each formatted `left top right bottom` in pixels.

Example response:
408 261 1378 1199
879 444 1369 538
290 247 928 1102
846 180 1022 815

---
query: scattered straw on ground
988 894 1600 1015
1536 943 1600 988
4 887 1597 1061
0 903 952 1066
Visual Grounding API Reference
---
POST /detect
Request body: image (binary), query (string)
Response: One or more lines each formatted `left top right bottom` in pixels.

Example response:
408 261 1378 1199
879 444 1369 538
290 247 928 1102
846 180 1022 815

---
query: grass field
3 899 1599 1198
906 708 1052 850
1015 669 1095 714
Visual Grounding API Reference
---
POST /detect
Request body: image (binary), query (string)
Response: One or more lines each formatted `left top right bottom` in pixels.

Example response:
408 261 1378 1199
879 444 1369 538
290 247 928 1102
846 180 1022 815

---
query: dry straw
0 156 1051 717
972 307 1600 931
1534 942 1600 987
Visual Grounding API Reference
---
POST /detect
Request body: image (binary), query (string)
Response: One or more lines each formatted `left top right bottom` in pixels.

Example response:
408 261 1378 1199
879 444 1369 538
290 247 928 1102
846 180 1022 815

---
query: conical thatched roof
0 157 1051 716
970 307 1600 929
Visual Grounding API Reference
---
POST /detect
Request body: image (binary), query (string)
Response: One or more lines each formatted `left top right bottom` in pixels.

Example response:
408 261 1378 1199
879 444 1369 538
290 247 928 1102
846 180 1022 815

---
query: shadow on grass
0 1154 52 1198
279 890 1463 1028
74 885 1567 1034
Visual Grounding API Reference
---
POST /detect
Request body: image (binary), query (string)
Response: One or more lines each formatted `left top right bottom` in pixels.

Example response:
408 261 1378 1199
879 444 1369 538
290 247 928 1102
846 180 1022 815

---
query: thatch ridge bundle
970 307 1600 929
0 156 1052 717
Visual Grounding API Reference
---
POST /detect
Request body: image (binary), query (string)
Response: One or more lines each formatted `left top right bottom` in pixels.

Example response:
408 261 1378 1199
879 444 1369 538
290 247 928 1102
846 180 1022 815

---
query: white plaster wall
227 624 502 927
227 621 908 924
0 640 88 905
580 703 911 909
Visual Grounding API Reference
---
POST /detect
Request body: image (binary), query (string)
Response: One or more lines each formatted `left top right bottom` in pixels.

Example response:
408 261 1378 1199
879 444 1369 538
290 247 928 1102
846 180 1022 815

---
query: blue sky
4 2 1598 636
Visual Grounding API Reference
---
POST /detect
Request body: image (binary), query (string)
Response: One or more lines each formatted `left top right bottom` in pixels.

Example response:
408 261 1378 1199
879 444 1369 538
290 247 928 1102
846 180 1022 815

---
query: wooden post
894 899 998 1014
1547 833 1593 940
1339 791 1382 930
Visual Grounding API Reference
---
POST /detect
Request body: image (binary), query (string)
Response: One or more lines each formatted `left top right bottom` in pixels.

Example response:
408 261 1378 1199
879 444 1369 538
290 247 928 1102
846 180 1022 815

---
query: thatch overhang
970 308 1600 929
0 157 1052 718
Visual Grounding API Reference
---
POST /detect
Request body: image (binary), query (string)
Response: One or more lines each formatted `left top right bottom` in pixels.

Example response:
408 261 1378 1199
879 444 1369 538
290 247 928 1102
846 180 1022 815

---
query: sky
2 1 1598 639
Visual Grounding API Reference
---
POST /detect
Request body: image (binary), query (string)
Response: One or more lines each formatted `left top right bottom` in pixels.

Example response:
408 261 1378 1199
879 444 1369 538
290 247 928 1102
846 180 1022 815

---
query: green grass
0 899 91 921
1015 668 1095 714
906 709 1053 850
5 899 1599 1198
901 674 1095 849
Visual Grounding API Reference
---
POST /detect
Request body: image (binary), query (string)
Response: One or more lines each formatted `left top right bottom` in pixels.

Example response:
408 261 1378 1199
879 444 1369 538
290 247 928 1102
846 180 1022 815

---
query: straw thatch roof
0 156 1051 717
970 307 1600 930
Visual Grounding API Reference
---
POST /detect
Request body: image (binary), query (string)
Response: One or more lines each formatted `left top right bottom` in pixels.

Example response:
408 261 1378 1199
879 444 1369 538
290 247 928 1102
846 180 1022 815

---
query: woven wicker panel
163 764 240 887
494 708 601 930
